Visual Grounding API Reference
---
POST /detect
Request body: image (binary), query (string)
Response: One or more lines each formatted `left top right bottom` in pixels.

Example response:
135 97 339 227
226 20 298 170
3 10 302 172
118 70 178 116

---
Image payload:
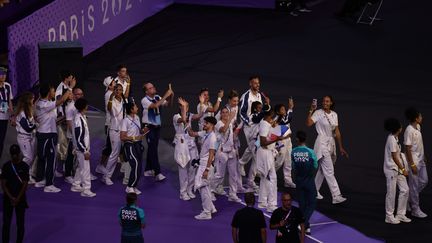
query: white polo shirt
0 82 13 120
65 100 77 139
120 115 141 138
404 124 424 165
384 134 401 175
259 119 275 150
141 95 166 126
35 99 57 133
199 131 217 164
110 97 124 131
311 109 338 137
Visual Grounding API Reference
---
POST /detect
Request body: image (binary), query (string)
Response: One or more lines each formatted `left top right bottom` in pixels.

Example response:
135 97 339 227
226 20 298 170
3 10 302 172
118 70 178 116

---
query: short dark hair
142 82 150 92
281 191 292 198
384 118 401 134
274 104 286 115
74 98 88 112
39 83 53 98
251 101 262 113
405 107 420 123
228 90 239 100
117 64 127 72
244 192 255 206
126 193 137 206
249 75 260 81
9 144 20 156
296 131 307 143
60 70 72 81
199 88 209 95
204 116 217 125
125 102 137 115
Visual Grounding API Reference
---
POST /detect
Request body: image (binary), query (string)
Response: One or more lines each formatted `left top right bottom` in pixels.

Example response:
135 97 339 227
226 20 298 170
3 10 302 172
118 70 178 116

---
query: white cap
103 76 114 88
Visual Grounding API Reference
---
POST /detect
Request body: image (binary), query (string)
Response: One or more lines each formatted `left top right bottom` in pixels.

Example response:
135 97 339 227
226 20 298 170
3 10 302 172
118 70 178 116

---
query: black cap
9 144 20 155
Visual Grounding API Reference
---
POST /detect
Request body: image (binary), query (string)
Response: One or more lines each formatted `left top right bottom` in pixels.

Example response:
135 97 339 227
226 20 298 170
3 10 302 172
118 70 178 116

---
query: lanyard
11 163 23 184
0 85 8 101
146 96 160 115
127 116 141 131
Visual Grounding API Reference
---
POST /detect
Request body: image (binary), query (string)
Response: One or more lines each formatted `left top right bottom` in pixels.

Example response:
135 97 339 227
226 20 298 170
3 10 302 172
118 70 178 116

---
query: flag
269 125 291 141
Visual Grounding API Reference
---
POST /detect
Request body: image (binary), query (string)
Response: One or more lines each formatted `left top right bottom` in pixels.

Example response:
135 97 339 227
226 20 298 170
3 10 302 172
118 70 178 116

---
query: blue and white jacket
16 111 36 136
239 89 265 126
73 113 90 153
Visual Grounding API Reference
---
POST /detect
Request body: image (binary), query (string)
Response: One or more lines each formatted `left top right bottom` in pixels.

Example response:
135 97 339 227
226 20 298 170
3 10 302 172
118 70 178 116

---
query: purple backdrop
175 0 273 9
8 0 173 96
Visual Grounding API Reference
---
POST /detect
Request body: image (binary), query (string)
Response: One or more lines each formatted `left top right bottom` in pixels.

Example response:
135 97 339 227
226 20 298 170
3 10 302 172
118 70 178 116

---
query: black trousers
124 142 144 187
145 127 161 175
2 200 26 243
121 235 144 243
64 139 75 177
36 133 57 186
0 119 8 160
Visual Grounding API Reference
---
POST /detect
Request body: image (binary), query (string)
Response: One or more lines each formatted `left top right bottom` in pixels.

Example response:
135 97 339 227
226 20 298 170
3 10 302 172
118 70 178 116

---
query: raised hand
217 89 224 98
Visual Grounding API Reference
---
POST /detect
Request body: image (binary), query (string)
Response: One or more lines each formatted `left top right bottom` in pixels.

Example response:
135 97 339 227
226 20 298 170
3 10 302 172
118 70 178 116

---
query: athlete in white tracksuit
383 118 410 224
15 92 37 183
174 98 202 200
404 108 428 218
103 84 125 185
71 98 96 197
188 116 218 220
196 88 223 147
211 107 241 202
306 96 348 204
239 77 267 189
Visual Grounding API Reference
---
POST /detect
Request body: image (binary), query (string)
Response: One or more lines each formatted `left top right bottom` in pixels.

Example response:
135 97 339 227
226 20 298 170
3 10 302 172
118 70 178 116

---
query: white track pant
408 163 428 211
257 148 277 207
17 134 36 166
385 171 409 217
315 152 342 198
73 152 91 190
211 152 238 196
56 124 68 161
178 162 196 196
195 165 215 213
105 130 121 179
240 126 257 185
275 138 293 184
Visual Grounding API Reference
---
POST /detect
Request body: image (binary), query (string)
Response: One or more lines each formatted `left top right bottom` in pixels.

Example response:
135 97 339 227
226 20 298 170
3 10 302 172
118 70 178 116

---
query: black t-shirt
270 206 304 243
231 206 267 243
0 161 29 200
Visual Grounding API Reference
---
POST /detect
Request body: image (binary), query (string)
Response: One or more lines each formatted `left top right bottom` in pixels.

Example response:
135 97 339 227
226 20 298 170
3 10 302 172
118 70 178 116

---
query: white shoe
35 180 46 188
90 174 97 181
44 185 61 193
258 203 267 209
299 8 312 13
411 209 428 218
95 165 106 174
267 206 278 213
240 165 246 176
71 185 84 192
211 207 217 214
228 195 242 203
55 171 63 177
155 173 166 181
28 177 36 185
126 187 135 193
188 191 196 199
305 227 311 235
284 181 296 188
396 214 412 223
102 177 114 186
143 170 155 177
134 187 142 195
213 187 226 196
195 211 211 220
64 176 74 184
316 192 323 200
180 193 191 201
332 195 347 204
211 193 217 201
81 190 96 197
385 215 400 224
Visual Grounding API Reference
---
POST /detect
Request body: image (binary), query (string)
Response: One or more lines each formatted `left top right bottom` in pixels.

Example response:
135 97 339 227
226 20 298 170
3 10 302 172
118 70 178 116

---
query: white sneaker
102 177 114 186
211 207 217 214
396 214 412 223
214 187 226 196
305 227 311 235
299 8 312 13
411 209 428 218
194 211 211 220
267 206 278 213
71 185 84 192
81 190 96 197
211 193 217 201
180 193 191 201
95 165 106 174
44 185 61 193
134 187 142 195
284 181 296 188
143 170 155 177
228 195 242 203
385 215 400 224
126 187 135 193
90 174 97 181
64 176 74 184
35 180 46 188
258 203 267 209
316 192 323 200
155 173 166 181
290 11 299 17
55 171 63 177
240 165 246 176
28 177 36 185
188 191 196 199
332 195 347 204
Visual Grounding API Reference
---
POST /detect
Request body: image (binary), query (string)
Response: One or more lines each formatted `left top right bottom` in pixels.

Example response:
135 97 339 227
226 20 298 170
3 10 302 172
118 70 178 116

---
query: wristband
217 97 222 102
410 164 416 167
